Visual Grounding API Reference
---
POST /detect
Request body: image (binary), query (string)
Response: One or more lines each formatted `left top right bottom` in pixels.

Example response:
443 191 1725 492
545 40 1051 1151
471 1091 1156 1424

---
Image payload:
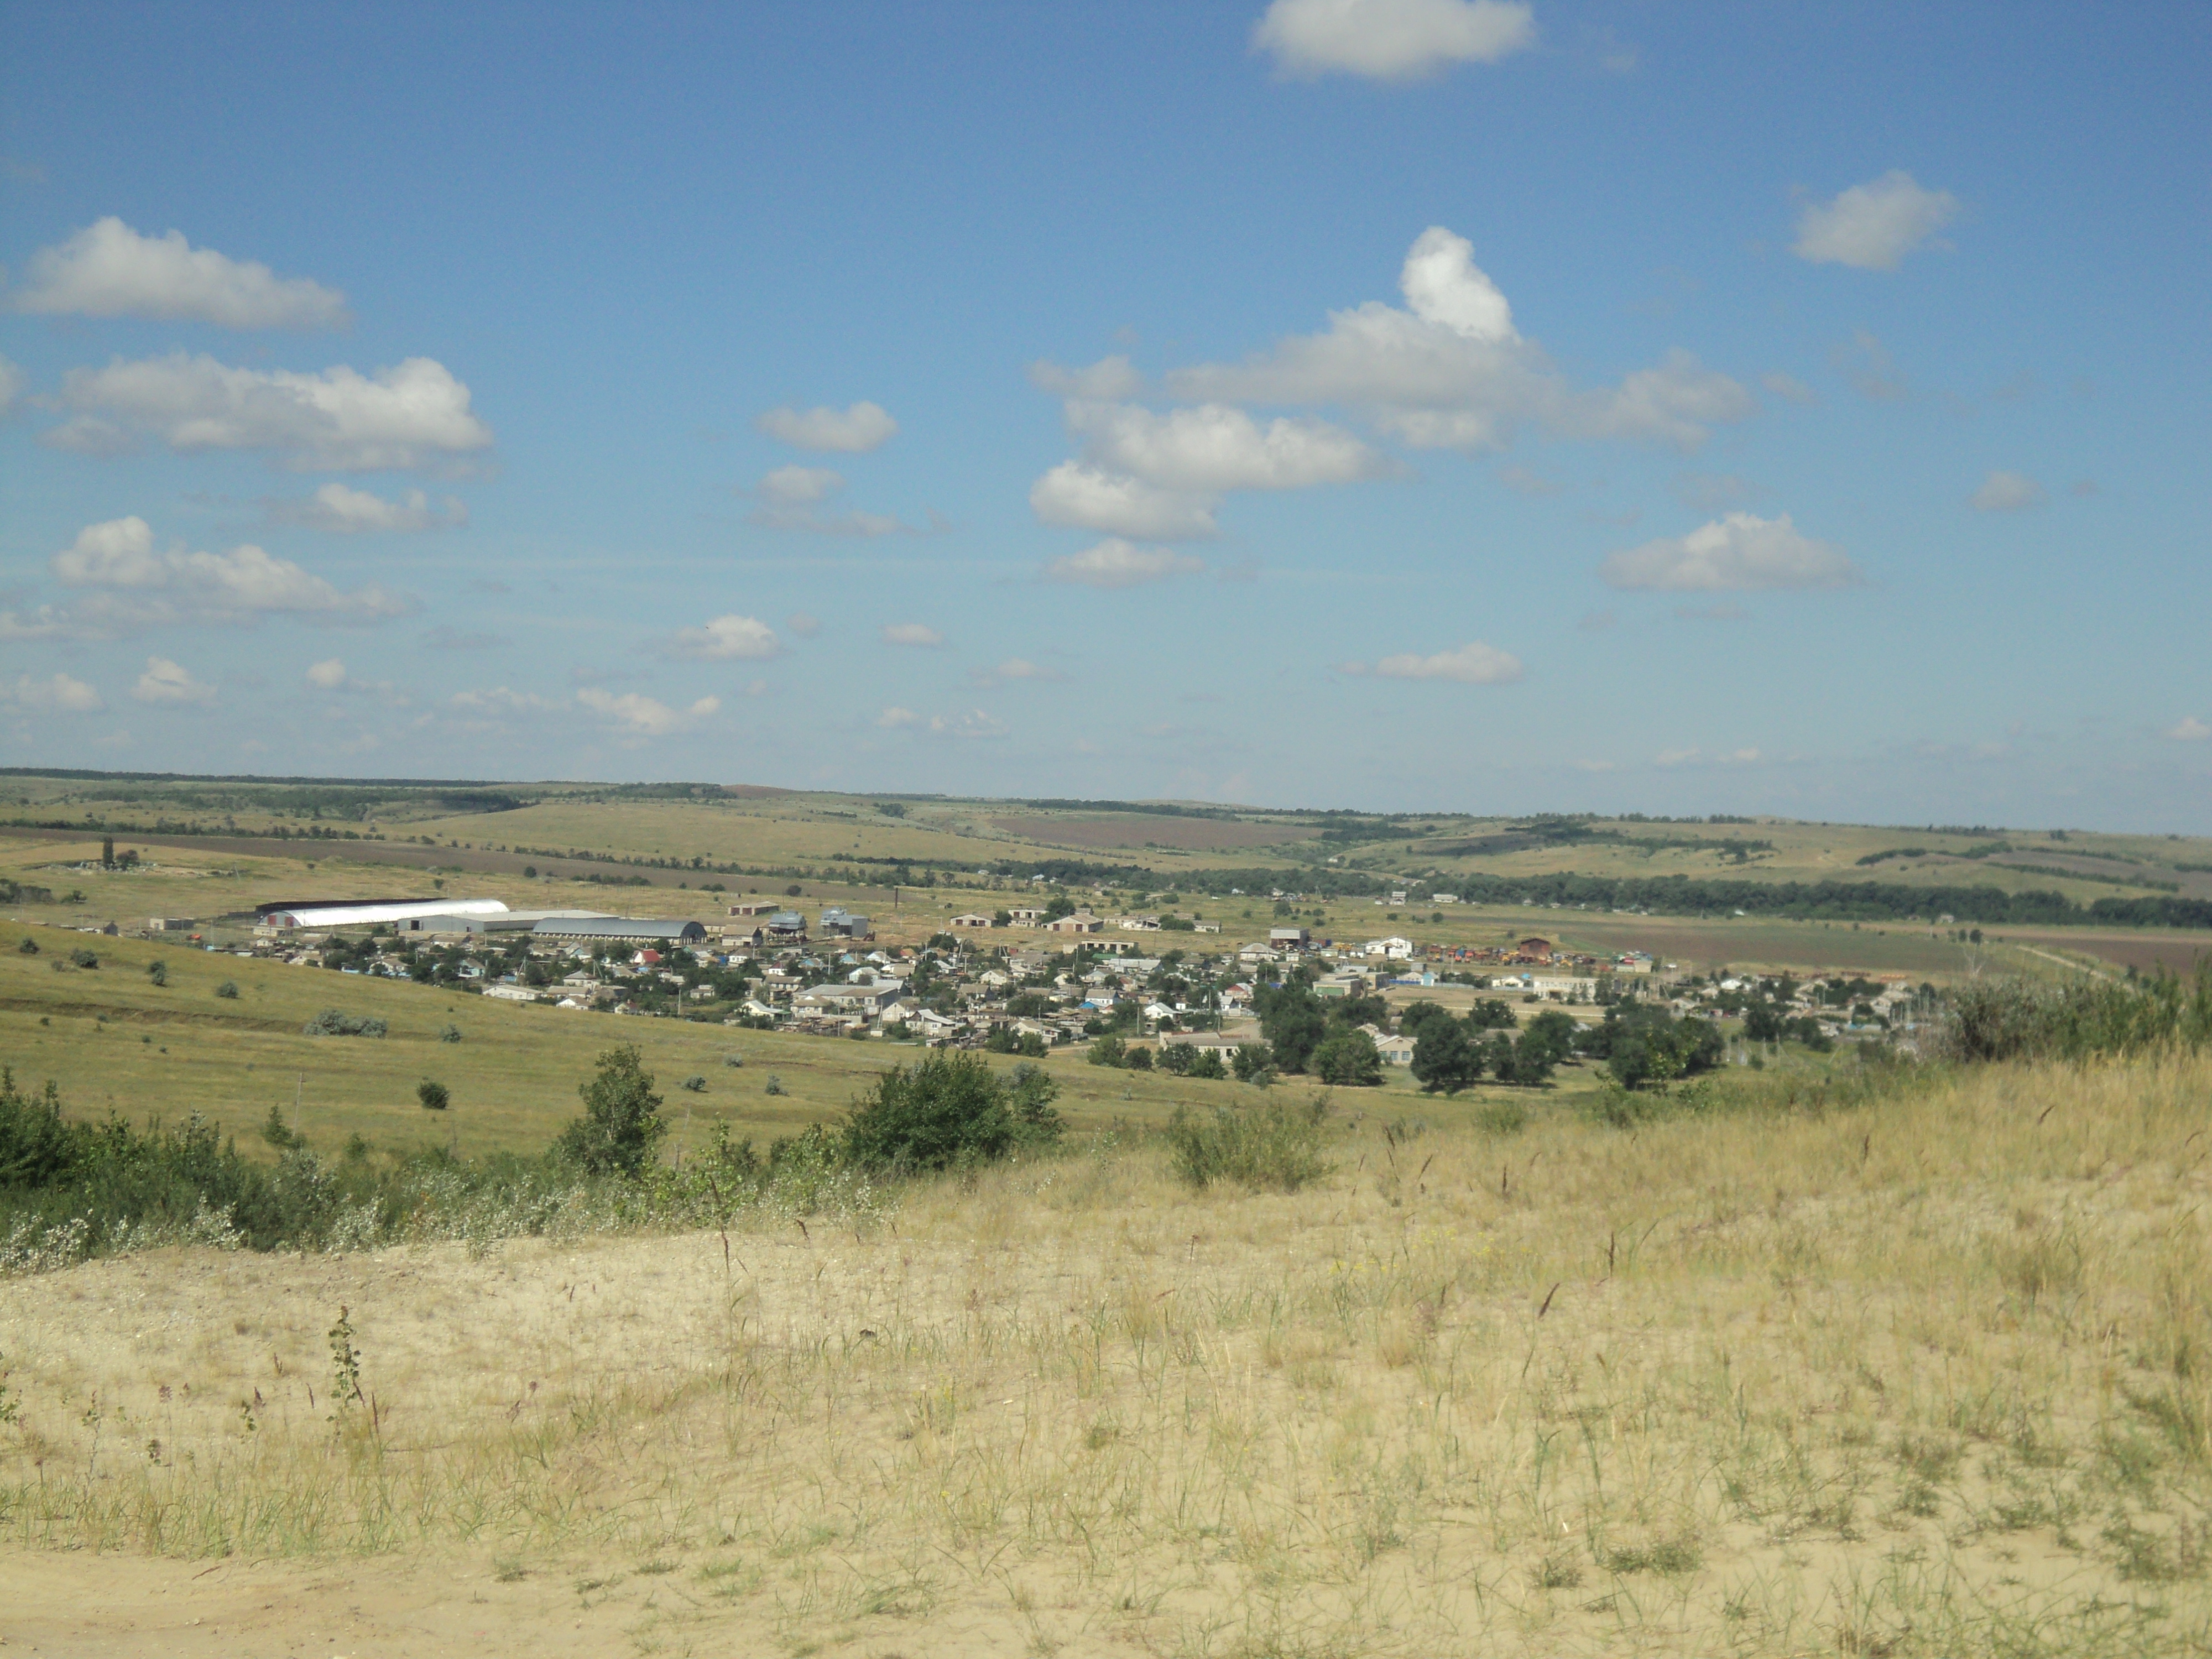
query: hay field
987 815 1319 853
3 1055 2208 1657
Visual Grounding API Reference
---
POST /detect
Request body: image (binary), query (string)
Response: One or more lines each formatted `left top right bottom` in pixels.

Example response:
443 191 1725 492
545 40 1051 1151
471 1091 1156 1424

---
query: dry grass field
3 1053 2208 1657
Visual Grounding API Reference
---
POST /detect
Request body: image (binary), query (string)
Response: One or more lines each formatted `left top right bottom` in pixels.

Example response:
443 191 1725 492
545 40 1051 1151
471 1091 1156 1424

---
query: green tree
1087 1032 1126 1067
1410 1020 1483 1094
555 1045 667 1175
1522 1010 1579 1067
1232 1042 1275 1083
1312 1027 1384 1087
1256 983 1327 1073
1397 1001 1455 1043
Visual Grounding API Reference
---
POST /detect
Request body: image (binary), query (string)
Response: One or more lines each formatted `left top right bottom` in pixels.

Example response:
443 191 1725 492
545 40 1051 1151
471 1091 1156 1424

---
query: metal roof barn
262 899 509 928
530 917 707 943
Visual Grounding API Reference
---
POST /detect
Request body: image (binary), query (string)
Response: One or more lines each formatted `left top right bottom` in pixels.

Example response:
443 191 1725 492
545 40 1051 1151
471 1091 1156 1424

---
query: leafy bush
723 1052 744 1068
1087 1033 1127 1068
1165 1095 1332 1192
437 1023 463 1043
1006 1062 1063 1146
1188 1047 1228 1081
764 1074 785 1096
681 1074 707 1092
302 1009 387 1038
1231 1042 1275 1084
69 948 99 969
145 960 168 987
1474 1100 1527 1135
418 1080 451 1112
554 1045 666 1175
843 1050 1060 1175
1124 1045 1154 1071
214 980 239 1000
15 937 36 956
1939 965 2212 1063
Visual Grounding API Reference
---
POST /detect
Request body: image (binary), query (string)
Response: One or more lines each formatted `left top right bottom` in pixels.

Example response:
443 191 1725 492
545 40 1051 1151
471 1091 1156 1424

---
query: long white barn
260 898 510 929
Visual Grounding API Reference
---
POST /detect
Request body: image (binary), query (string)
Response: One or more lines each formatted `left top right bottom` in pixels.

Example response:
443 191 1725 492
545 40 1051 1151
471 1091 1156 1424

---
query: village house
1360 1024 1417 1065
1159 1029 1250 1054
1045 911 1103 934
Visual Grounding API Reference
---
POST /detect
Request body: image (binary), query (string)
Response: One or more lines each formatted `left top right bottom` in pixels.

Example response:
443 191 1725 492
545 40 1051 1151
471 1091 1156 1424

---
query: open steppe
4 773 2210 1655
3 1053 2208 1656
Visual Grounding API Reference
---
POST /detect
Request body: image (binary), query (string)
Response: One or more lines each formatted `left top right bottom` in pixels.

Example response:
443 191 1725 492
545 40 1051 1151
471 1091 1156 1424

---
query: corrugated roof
529 917 706 941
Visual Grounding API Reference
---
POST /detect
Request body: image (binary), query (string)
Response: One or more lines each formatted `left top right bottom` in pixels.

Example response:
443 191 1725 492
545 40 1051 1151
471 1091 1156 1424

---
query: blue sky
2 1 2206 828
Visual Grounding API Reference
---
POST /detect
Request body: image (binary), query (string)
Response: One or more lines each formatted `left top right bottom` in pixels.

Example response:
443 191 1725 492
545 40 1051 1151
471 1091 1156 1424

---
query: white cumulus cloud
881 622 945 648
266 483 467 533
306 659 349 690
1043 539 1205 589
49 352 493 470
132 656 216 706
1792 171 1959 272
1066 400 1386 492
42 515 411 633
1350 640 1524 684
2164 716 2210 742
1167 227 1752 451
668 613 781 660
1 671 105 713
877 706 921 729
1600 512 1861 592
577 687 719 737
1253 0 1536 80
13 217 349 327
1028 461 1220 540
755 400 897 453
1970 470 2046 512
747 465 905 535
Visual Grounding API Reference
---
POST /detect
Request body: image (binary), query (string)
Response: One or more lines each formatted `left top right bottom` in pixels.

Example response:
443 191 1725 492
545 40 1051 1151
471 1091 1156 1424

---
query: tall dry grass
3 1054 2208 1656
